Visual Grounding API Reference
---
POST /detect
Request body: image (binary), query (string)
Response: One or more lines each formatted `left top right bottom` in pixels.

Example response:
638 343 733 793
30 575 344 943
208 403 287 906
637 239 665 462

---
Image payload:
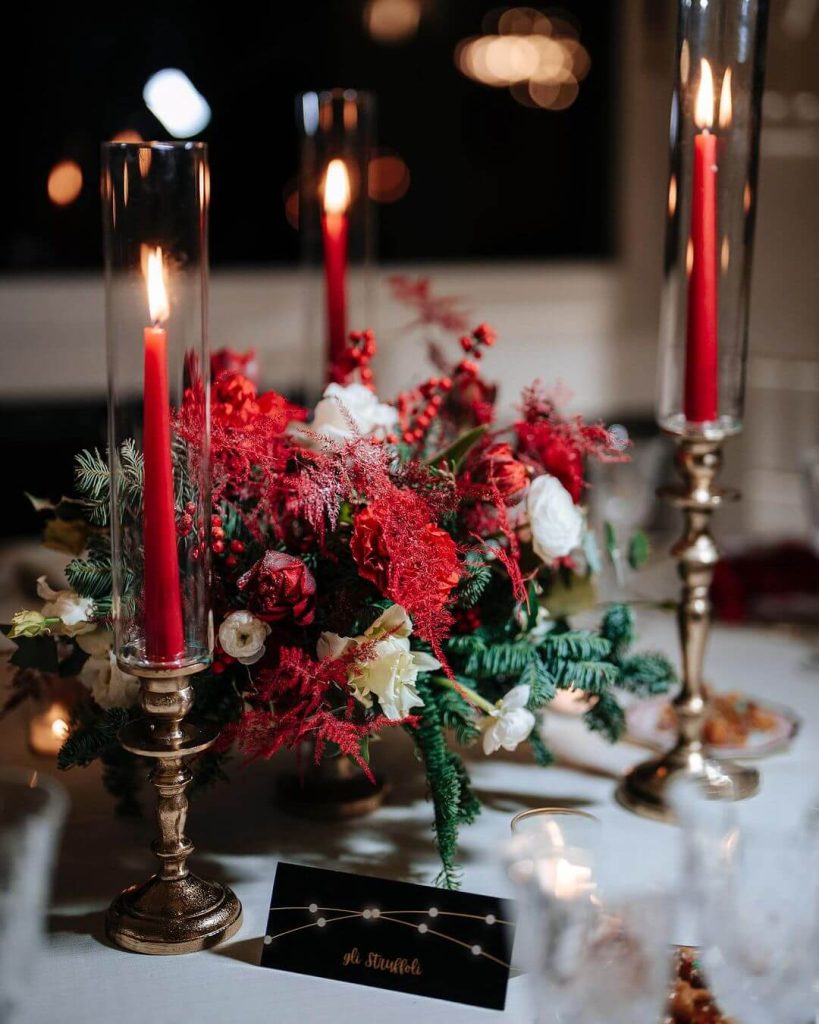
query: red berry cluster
456 323 496 380
454 607 482 634
210 514 245 569
347 329 377 387
211 644 236 675
392 375 453 445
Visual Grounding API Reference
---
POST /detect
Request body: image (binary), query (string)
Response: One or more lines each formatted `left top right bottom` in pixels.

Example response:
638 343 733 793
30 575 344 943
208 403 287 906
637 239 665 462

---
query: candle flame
719 67 733 129
51 717 69 740
323 159 351 215
144 246 169 324
695 59 714 130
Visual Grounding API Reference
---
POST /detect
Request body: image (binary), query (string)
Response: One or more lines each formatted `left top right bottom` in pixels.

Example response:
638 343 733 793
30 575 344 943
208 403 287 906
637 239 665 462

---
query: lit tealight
111 130 144 144
143 69 211 138
364 0 420 43
47 161 83 206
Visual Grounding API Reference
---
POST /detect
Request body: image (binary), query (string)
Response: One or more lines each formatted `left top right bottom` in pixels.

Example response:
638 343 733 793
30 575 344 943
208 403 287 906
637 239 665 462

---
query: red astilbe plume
220 646 416 779
388 275 472 335
350 491 463 661
516 382 629 504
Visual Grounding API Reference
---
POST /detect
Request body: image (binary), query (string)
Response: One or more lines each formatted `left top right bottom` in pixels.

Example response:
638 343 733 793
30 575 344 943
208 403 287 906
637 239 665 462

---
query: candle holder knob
616 434 759 822
105 662 242 954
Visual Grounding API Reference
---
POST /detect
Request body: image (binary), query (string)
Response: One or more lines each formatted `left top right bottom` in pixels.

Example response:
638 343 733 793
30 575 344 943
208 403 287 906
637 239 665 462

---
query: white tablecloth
6 610 818 1024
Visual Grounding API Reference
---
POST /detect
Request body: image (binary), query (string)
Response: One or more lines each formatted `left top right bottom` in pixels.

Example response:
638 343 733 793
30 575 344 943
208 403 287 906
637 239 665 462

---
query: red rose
472 443 529 504
350 506 390 592
351 502 460 606
517 423 584 504
237 551 316 625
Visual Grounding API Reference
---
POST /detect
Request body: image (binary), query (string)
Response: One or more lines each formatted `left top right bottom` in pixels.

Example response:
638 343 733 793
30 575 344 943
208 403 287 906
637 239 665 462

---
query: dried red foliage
388 275 472 334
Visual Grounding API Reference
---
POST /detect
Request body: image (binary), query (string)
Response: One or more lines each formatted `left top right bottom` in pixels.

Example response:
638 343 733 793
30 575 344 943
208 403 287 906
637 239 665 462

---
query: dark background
4 1 616 271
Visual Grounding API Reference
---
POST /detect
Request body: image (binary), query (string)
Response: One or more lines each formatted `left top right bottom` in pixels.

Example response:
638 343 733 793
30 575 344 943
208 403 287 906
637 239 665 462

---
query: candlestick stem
105 662 242 954
616 434 759 822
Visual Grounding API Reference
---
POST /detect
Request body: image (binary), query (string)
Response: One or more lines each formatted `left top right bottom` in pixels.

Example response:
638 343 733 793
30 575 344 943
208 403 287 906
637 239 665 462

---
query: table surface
4 608 818 1024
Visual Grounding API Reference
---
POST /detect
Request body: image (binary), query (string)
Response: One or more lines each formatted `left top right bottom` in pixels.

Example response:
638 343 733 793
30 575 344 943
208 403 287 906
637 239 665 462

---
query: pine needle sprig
584 692 626 742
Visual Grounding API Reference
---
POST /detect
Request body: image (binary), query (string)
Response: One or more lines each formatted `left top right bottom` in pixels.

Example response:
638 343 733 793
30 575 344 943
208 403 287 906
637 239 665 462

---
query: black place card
260 862 515 1010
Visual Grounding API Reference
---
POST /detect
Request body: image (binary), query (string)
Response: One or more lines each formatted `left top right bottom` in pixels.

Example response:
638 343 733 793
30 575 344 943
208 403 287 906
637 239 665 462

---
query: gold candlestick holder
105 662 242 954
616 433 760 823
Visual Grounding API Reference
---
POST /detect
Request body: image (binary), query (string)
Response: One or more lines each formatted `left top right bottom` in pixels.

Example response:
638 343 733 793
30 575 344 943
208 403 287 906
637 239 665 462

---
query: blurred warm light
368 152 410 202
138 147 152 178
323 159 351 215
144 246 170 324
686 238 694 275
668 174 678 218
721 236 730 273
364 0 420 43
530 76 578 110
743 182 753 214
680 40 690 87
455 11 589 109
111 130 143 143
52 717 69 740
283 185 299 230
695 60 715 130
47 160 83 206
719 67 733 129
143 69 211 138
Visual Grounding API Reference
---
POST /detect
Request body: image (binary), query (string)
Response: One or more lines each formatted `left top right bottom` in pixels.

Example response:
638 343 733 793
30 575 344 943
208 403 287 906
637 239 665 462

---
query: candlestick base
106 873 242 955
105 663 242 955
616 745 759 824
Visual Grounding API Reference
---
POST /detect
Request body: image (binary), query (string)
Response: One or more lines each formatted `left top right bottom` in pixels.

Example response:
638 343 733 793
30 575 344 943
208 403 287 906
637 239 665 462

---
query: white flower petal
317 631 353 660
411 652 441 673
500 684 531 711
527 474 584 562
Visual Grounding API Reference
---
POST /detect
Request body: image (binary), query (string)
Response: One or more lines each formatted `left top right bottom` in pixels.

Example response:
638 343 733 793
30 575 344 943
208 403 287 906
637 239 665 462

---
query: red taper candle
142 248 184 661
321 159 351 384
684 59 719 424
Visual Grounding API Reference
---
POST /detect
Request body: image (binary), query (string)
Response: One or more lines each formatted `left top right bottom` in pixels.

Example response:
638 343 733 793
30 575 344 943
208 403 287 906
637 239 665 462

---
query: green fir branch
57 707 132 769
584 692 626 742
551 658 619 693
521 656 556 709
540 630 612 661
528 726 554 767
600 604 636 662
434 686 481 745
618 652 676 696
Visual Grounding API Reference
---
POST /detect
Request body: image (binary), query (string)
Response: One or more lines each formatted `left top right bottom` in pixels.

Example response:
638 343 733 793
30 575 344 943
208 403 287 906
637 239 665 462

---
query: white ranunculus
311 382 398 443
218 610 271 665
36 576 95 637
80 652 140 710
483 684 536 755
526 474 584 562
317 604 438 721
76 627 114 658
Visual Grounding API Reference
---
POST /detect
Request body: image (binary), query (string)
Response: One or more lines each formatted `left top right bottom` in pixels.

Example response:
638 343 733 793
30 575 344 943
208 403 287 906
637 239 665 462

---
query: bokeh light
47 160 83 206
143 69 211 138
368 151 411 202
111 130 143 143
364 0 421 43
455 8 590 111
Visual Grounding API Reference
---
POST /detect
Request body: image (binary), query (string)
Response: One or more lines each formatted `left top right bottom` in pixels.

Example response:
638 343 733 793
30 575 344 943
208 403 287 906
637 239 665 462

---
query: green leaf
604 520 618 560
425 425 488 473
627 530 650 570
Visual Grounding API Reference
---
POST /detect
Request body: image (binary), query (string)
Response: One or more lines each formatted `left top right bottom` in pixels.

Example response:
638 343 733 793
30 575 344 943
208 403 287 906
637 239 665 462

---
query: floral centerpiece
2 280 673 886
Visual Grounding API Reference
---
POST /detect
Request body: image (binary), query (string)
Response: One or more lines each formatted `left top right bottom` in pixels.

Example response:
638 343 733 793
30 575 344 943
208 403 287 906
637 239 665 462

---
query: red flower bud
237 550 316 626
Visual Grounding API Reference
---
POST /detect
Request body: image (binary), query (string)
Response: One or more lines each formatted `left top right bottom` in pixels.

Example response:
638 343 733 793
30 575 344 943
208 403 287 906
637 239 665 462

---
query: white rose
80 652 140 710
312 382 398 443
36 576 95 637
526 474 584 562
483 684 536 755
317 604 439 721
76 627 114 658
218 610 271 665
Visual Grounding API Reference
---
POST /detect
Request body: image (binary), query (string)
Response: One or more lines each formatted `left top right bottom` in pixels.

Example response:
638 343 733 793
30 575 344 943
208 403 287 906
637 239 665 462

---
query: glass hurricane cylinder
102 141 210 671
657 0 770 437
297 89 376 392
